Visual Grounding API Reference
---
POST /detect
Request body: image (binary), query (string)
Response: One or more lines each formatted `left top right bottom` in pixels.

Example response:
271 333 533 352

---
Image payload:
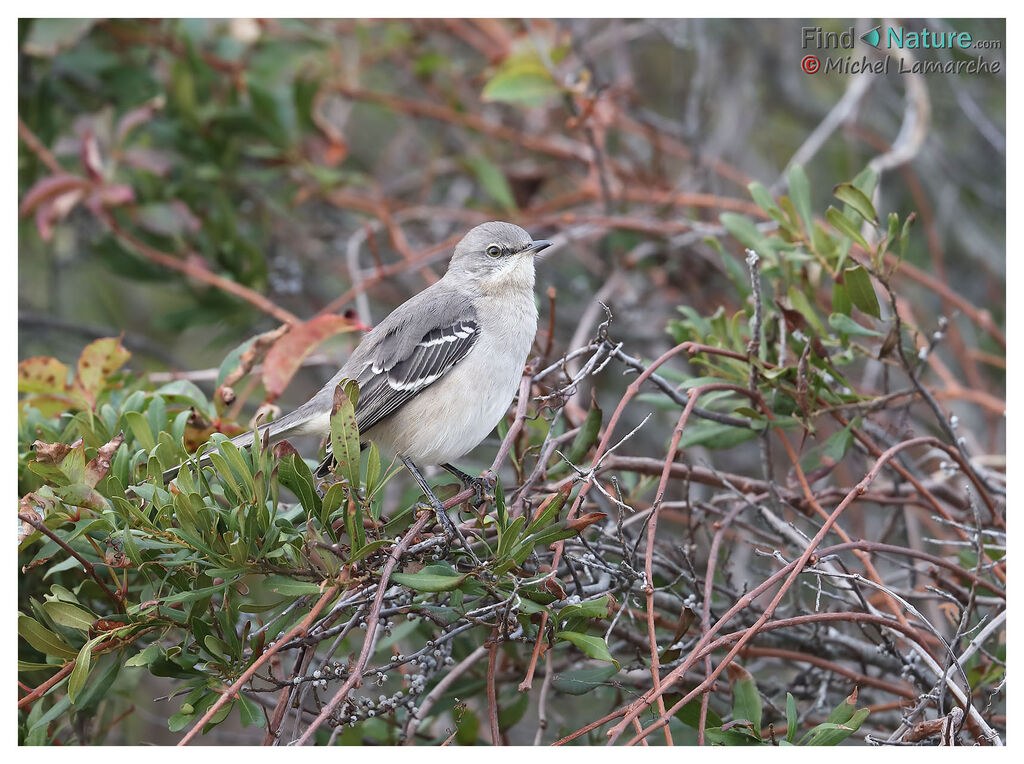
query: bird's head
447 221 553 293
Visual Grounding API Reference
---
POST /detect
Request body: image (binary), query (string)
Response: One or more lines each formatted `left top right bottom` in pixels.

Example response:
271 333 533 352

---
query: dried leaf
84 432 125 487
18 491 58 544
262 314 361 399
566 511 606 533
32 440 73 465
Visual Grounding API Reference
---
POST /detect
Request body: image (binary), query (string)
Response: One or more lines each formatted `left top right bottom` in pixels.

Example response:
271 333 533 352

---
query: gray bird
165 221 552 535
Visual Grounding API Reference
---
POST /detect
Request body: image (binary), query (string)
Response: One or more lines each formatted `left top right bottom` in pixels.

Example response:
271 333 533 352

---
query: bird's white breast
366 290 538 465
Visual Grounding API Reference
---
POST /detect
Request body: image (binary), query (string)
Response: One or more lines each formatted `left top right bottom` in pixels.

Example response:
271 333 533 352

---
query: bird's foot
442 464 497 508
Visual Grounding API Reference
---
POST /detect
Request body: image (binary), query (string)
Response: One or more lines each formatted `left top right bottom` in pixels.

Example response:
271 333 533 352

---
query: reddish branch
18 511 123 612
605 437 958 744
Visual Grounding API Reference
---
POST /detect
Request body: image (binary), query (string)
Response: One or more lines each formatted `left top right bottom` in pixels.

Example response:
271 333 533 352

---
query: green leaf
263 575 325 596
728 663 762 732
41 601 95 632
330 380 361 488
828 312 883 338
825 688 859 725
556 631 619 668
23 18 97 56
720 213 775 260
826 207 870 251
494 474 508 530
237 694 266 728
556 402 602 473
788 164 814 236
126 643 162 668
276 452 322 514
68 636 102 704
669 697 724 730
833 182 878 223
464 155 517 211
704 726 762 745
320 482 347 532
365 441 381 497
123 410 156 451
557 595 609 621
843 265 882 319
679 422 759 450
748 181 781 218
390 571 467 592
455 707 480 745
482 48 561 106
496 515 526 560
799 708 870 745
832 282 852 316
498 689 530 732
550 664 619 695
18 614 78 659
786 692 798 742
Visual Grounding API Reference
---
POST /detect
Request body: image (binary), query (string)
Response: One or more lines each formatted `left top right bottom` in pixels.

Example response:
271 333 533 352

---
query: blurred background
18 18 1005 425
18 18 1006 744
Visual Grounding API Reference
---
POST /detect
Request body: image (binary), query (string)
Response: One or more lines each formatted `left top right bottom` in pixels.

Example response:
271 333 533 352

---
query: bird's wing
352 316 479 434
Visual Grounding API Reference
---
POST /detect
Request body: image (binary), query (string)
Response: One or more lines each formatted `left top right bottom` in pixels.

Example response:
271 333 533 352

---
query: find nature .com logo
800 23 1002 76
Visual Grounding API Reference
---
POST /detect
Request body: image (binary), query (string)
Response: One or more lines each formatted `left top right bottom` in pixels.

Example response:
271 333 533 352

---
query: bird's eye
486 245 502 257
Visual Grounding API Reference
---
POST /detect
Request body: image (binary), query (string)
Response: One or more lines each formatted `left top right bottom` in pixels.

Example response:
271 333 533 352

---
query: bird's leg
401 458 481 565
440 463 496 508
401 456 454 533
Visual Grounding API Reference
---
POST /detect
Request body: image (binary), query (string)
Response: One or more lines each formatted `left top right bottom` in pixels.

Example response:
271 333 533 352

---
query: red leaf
81 131 103 181
262 314 362 399
34 187 86 240
115 95 166 143
19 174 91 217
96 184 135 208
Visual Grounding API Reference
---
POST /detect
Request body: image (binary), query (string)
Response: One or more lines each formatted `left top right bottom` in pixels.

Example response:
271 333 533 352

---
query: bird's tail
160 398 327 484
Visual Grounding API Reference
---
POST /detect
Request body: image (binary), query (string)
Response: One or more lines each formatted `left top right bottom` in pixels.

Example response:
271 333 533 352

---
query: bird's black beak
525 239 553 254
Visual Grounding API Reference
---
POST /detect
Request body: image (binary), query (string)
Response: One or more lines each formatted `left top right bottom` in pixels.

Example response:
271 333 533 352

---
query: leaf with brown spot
330 380 361 487
18 356 70 395
262 314 361 399
18 491 59 544
32 440 73 465
85 432 125 487
72 337 130 407
566 512 605 533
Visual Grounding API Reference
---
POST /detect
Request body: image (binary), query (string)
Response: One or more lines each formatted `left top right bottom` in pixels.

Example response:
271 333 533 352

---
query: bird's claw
466 472 496 508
